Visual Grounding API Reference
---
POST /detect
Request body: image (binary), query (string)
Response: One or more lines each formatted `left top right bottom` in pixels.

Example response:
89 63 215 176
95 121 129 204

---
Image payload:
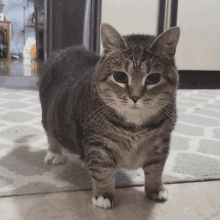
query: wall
175 0 220 70
101 0 220 71
100 0 158 54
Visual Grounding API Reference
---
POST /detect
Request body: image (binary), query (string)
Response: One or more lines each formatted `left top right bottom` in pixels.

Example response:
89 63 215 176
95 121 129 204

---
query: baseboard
178 70 220 89
1 71 219 90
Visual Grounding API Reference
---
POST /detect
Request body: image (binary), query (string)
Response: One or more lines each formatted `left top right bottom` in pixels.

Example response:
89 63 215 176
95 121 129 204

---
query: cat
39 23 180 209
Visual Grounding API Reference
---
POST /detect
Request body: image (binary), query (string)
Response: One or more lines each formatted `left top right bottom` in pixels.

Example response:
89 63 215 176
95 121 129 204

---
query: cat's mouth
128 104 143 111
130 105 139 109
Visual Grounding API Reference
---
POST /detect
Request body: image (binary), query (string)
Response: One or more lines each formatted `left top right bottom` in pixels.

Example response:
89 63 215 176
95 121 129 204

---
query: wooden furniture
0 20 11 59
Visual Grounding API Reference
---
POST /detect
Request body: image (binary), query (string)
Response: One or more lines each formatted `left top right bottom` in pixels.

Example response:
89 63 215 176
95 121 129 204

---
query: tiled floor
0 181 220 220
0 58 220 219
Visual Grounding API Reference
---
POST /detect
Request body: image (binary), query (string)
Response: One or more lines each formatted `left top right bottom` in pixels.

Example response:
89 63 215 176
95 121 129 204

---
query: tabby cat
39 23 180 209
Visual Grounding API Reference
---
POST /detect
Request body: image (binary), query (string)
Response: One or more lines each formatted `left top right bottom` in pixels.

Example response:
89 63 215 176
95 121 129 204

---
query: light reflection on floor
0 58 44 77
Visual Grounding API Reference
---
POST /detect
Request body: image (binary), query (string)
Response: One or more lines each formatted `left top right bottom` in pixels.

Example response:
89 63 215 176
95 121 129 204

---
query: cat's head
94 23 180 125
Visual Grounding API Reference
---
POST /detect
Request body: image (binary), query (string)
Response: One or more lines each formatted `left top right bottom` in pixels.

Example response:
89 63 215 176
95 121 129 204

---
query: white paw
147 187 168 201
44 151 64 165
158 188 168 200
92 196 113 209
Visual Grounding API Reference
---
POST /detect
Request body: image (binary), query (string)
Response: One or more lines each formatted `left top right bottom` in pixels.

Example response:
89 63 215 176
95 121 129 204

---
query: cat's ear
101 23 127 53
150 27 180 56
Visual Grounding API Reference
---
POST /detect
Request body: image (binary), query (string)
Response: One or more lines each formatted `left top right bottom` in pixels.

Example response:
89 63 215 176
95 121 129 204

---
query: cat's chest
118 135 150 169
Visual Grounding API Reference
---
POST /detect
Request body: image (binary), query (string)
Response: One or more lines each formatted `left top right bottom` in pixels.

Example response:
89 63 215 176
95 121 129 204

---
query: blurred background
0 0 219 88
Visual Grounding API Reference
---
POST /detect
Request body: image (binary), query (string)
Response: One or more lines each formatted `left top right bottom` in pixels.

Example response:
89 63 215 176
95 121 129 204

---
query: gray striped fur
39 23 180 208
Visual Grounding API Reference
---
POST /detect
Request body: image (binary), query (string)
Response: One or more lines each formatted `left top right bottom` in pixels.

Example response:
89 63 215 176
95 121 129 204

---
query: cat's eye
146 73 161 85
113 71 128 83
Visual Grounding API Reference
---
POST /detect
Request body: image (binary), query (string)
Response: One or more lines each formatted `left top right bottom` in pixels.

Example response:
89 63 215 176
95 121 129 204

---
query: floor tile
0 181 219 220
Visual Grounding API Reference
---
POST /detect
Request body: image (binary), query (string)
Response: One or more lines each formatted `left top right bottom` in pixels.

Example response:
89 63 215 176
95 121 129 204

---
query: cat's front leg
84 146 117 209
142 158 168 202
44 132 64 165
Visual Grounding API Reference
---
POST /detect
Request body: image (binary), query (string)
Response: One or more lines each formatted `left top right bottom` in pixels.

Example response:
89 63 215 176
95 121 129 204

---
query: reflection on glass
0 0 45 76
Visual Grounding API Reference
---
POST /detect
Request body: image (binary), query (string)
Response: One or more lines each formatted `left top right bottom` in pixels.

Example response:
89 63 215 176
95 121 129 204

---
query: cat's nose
130 96 139 103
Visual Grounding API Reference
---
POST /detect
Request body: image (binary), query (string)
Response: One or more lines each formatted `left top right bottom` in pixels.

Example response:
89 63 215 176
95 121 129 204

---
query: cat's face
95 24 180 125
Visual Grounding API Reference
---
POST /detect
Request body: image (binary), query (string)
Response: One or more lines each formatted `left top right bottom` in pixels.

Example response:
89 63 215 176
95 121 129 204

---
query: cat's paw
44 151 64 165
146 187 168 202
92 196 114 209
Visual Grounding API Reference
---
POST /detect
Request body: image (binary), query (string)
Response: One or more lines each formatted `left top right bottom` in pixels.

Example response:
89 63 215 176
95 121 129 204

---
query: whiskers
147 100 176 122
80 95 116 102
84 96 176 135
84 98 126 129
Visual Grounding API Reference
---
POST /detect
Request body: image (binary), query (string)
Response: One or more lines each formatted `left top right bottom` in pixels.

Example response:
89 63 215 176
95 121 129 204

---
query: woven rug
0 86 220 197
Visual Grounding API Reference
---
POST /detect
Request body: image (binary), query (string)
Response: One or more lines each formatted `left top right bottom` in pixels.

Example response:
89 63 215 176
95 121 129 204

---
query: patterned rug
0 86 220 197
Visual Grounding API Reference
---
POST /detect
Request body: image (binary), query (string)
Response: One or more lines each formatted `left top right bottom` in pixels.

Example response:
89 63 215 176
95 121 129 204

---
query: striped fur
39 23 180 208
